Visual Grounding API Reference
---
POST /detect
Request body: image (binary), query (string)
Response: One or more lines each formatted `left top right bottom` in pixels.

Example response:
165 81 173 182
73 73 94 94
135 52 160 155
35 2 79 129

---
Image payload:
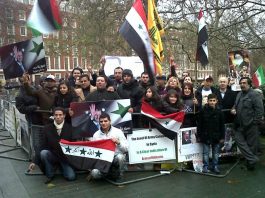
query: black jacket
15 86 42 125
85 88 120 102
117 80 143 112
216 89 237 123
197 105 225 144
35 122 73 165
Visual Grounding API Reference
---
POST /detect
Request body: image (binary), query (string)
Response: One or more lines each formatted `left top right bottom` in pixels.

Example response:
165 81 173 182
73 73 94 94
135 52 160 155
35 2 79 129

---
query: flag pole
195 60 198 88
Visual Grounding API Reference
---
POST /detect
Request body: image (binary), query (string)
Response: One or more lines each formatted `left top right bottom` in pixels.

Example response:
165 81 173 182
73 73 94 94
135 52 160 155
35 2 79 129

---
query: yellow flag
148 0 164 75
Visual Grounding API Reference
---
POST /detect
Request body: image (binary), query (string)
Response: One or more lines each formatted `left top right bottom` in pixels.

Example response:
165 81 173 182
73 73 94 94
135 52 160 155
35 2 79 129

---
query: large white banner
104 56 144 78
127 129 176 164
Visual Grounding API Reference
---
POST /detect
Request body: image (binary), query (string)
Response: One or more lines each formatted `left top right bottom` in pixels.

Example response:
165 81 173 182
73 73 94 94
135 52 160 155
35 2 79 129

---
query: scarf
54 120 64 136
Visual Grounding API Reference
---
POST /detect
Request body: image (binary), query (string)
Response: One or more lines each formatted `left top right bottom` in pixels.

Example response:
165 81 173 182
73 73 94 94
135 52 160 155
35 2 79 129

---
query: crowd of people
4 58 263 183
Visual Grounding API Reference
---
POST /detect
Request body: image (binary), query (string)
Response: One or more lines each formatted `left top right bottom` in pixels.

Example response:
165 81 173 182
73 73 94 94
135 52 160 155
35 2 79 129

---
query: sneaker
202 167 210 173
86 174 93 182
44 177 53 184
213 166 221 174
246 162 256 171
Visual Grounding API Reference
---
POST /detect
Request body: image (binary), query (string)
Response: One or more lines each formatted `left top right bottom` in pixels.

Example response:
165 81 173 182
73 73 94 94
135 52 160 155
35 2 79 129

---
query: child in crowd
197 94 225 174
143 86 179 114
164 89 183 112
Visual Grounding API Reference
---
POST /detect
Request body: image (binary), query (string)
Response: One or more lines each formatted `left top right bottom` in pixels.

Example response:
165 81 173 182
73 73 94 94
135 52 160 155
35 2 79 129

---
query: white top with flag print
93 126 128 154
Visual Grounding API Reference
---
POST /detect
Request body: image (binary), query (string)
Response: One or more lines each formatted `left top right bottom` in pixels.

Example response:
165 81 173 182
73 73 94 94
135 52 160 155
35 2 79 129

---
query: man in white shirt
90 113 128 181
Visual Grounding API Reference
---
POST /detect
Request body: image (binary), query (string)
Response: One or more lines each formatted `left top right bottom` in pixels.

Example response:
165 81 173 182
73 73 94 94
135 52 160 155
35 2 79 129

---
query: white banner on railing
128 129 176 164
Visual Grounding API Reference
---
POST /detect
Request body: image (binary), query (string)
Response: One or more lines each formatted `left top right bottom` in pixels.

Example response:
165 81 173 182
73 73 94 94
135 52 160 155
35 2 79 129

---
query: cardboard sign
127 128 176 164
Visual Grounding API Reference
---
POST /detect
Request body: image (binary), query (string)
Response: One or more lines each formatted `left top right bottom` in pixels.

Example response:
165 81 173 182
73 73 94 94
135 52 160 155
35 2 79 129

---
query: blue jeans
40 150 76 180
203 144 220 168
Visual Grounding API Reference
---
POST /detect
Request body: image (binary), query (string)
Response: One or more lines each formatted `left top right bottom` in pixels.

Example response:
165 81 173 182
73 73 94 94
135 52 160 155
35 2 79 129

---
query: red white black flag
141 100 185 140
60 139 116 173
196 9 209 67
119 0 155 82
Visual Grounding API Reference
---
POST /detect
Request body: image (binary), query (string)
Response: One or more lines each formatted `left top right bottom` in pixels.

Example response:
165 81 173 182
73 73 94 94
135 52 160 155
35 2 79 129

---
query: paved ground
1 129 265 198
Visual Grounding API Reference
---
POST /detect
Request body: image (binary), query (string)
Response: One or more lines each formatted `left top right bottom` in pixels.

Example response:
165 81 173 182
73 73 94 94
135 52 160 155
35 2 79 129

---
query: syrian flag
119 0 156 84
27 0 62 35
60 139 116 173
252 66 265 87
141 100 185 140
196 9 209 67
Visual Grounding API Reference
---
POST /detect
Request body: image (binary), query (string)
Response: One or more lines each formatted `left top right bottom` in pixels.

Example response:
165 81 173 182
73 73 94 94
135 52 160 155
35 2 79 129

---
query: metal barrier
0 94 240 185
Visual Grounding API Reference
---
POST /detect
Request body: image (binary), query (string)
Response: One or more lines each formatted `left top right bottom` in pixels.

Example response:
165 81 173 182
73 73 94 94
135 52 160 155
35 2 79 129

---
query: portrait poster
70 99 132 139
228 50 250 91
0 36 46 79
219 123 240 157
177 127 203 163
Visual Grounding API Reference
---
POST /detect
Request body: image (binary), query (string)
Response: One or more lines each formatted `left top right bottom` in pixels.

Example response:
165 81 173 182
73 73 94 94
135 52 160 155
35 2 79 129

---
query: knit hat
122 69 133 77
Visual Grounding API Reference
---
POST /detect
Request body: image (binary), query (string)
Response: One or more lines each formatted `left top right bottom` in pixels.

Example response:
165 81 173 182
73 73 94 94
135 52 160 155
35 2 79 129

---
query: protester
74 74 96 101
197 94 225 174
231 77 264 170
89 113 128 181
54 81 78 123
15 76 42 125
23 74 57 124
195 75 218 107
143 86 179 114
28 107 76 183
216 77 237 123
117 69 143 113
166 76 182 96
155 74 167 97
139 72 151 92
181 83 199 127
164 89 183 112
68 67 83 87
85 75 120 101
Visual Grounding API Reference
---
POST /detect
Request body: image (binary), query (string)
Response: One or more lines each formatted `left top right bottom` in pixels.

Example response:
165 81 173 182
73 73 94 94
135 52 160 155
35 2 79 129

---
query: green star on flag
165 121 169 125
29 41 43 56
80 148 86 155
111 102 130 118
138 24 143 30
95 150 102 158
65 146 71 153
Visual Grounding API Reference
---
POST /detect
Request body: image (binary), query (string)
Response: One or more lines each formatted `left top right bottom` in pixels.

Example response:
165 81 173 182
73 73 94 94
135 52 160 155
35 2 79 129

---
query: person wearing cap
22 73 57 124
195 75 218 108
117 69 143 113
155 74 167 97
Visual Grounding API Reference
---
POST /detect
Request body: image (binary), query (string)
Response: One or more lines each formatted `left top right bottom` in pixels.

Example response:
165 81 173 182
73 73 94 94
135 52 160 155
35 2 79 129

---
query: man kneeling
28 107 76 183
90 112 128 181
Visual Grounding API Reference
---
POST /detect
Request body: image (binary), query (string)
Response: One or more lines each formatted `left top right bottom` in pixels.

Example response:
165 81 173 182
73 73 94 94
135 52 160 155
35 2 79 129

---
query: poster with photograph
228 50 250 91
0 36 46 80
70 99 132 139
177 127 203 162
219 123 240 157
